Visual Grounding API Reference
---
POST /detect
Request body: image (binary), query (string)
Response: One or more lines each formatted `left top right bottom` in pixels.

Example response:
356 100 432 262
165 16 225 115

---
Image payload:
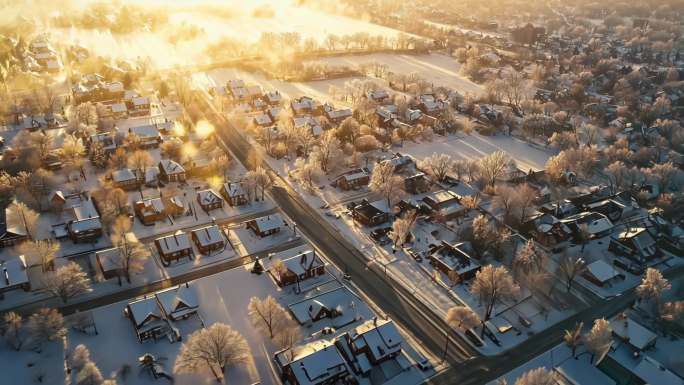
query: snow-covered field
48 1 417 69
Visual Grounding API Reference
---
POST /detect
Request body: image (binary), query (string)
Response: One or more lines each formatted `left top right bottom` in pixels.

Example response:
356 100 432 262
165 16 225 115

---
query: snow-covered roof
632 356 684 385
137 198 165 215
191 225 223 247
96 247 123 273
156 231 191 255
69 217 102 233
282 250 324 277
155 285 198 319
112 168 136 183
610 316 657 351
129 124 159 138
111 102 127 113
132 96 149 107
562 212 613 236
289 286 358 326
0 255 28 290
159 159 185 175
197 189 223 206
222 181 245 198
127 296 164 330
287 339 348 385
349 318 403 361
251 214 283 233
585 260 619 283
254 113 272 126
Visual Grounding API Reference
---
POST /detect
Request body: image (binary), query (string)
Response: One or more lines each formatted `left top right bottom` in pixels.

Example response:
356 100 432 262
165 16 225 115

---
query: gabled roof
585 260 619 283
0 255 28 289
610 316 657 351
191 225 223 247
127 296 163 329
197 189 223 206
349 318 403 360
156 231 191 254
222 181 245 198
251 214 283 233
155 285 198 319
282 250 324 276
159 159 185 175
286 339 348 385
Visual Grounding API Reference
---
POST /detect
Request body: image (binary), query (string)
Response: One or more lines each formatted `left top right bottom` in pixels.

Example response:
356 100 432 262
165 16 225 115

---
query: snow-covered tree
310 130 342 173
109 216 149 285
71 344 91 371
369 162 404 208
42 262 92 303
293 158 321 192
270 258 287 282
19 239 59 272
5 201 39 240
389 210 417 248
478 151 514 187
637 268 671 315
248 295 288 339
275 317 301 359
419 153 453 182
3 312 24 351
27 307 66 346
556 252 585 293
174 323 249 381
512 239 545 280
446 306 479 331
513 367 556 385
470 265 519 332
564 322 583 358
76 360 103 385
584 318 612 364
253 167 272 201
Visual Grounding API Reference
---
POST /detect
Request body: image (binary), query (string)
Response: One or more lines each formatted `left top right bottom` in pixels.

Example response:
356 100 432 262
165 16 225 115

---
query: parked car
370 227 392 245
403 247 423 262
416 359 433 371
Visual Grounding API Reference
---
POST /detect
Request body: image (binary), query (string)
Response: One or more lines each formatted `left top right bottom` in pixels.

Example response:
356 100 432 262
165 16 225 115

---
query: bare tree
27 307 66 346
479 151 514 187
248 295 288 339
174 323 249 381
127 150 153 194
369 162 404 208
645 162 678 193
253 167 272 201
556 252 585 293
43 262 92 303
275 318 302 360
389 210 417 248
6 201 39 240
513 367 556 385
470 265 519 335
584 318 612 364
19 239 59 272
292 158 321 192
605 161 628 194
3 312 24 350
419 153 453 182
109 216 149 285
637 268 671 316
564 322 583 359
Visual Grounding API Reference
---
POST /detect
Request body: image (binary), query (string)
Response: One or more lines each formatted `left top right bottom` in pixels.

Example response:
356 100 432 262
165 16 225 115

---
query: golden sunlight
194 120 216 139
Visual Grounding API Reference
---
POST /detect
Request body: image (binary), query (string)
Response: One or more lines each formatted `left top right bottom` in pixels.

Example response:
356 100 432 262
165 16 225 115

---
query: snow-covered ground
1 241 435 385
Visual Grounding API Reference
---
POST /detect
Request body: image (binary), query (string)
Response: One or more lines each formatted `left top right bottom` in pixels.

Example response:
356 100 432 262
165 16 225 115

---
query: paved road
5 238 305 317
199 89 684 384
200 93 478 364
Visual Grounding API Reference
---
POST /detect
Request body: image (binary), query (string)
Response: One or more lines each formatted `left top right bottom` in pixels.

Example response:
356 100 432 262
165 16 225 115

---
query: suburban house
288 286 364 329
155 285 199 321
332 169 370 191
608 227 661 265
272 249 325 288
191 225 225 255
610 315 657 352
154 231 193 265
561 212 614 240
158 160 186 183
367 89 390 104
220 181 248 206
246 214 284 237
275 339 350 385
265 90 282 105
381 153 415 172
338 318 404 368
0 255 30 297
324 104 353 124
65 196 103 243
129 96 151 116
196 189 224 212
422 190 465 220
404 172 430 194
96 247 124 281
124 296 168 343
111 168 139 190
521 212 572 248
134 197 185 225
128 124 162 148
582 260 621 287
428 241 481 283
351 200 389 227
0 207 29 248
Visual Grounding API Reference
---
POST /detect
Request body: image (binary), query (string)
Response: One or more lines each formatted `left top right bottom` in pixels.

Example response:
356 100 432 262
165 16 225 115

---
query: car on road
416 359 432 371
